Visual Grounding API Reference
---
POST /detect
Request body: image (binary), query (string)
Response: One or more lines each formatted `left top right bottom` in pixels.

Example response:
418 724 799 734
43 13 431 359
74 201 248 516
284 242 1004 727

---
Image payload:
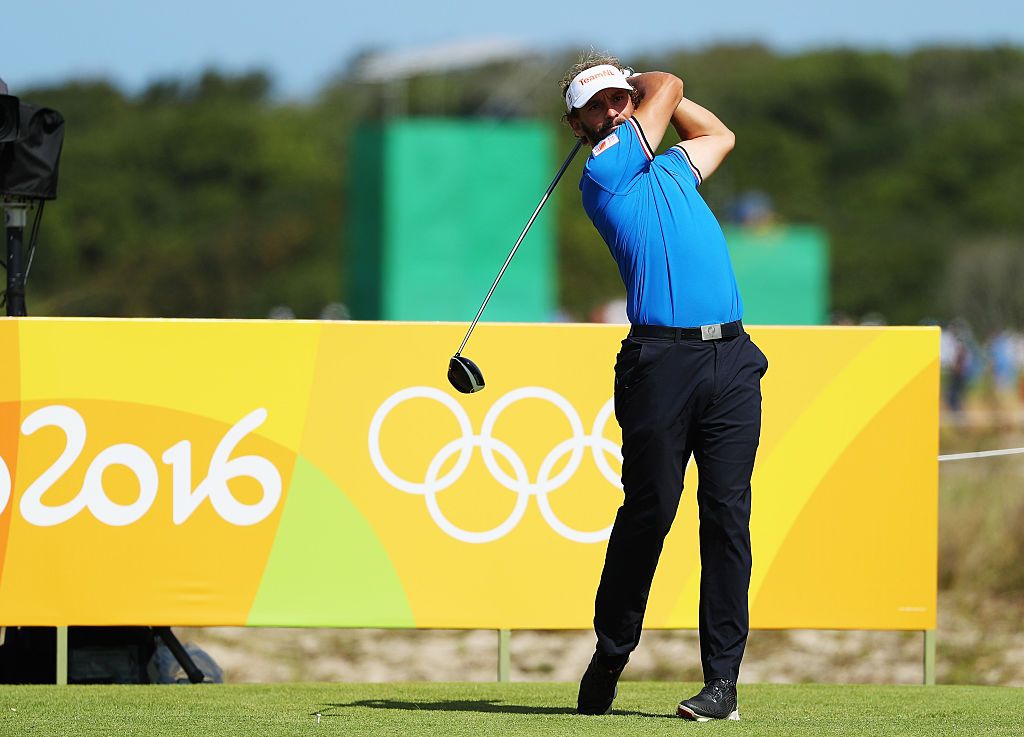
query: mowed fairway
1 682 1022 737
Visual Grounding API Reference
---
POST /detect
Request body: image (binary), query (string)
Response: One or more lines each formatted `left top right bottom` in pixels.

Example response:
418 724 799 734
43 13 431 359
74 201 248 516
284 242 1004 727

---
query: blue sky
4 1 1023 97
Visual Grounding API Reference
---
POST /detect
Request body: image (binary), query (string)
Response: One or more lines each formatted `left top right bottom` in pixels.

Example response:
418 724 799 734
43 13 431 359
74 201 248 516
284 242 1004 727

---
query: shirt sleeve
582 116 656 193
660 143 703 188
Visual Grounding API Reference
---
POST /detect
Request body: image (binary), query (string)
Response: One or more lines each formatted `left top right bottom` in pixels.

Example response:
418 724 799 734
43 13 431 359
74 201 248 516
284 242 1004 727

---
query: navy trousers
594 326 767 683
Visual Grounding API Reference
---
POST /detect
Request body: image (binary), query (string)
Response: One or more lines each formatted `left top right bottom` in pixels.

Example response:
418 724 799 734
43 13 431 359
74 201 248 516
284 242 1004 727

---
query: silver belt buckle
701 323 723 341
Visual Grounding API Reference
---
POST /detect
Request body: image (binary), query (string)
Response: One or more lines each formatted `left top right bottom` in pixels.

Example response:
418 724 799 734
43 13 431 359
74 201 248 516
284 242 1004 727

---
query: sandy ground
176 593 1024 686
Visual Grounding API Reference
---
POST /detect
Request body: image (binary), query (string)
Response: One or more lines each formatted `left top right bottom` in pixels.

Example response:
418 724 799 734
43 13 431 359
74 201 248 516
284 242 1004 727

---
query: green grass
2 682 1023 737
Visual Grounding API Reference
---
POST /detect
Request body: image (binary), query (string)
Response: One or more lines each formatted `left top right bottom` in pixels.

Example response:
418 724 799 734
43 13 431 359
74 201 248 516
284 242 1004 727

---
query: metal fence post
56 627 68 685
923 629 936 685
497 629 511 682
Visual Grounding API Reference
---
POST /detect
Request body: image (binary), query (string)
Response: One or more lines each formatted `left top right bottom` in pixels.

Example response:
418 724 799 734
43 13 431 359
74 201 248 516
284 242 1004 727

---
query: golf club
448 138 583 394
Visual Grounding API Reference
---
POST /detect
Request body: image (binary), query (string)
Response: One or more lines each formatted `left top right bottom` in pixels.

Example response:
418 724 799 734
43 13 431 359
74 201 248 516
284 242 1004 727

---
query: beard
579 117 619 146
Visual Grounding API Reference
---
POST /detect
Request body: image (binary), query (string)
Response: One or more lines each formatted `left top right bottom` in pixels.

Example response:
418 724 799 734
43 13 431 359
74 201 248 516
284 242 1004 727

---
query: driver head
448 355 485 394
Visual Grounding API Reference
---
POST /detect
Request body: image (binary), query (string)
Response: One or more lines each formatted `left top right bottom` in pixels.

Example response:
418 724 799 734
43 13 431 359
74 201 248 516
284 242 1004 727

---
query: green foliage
20 71 342 318
10 47 1024 326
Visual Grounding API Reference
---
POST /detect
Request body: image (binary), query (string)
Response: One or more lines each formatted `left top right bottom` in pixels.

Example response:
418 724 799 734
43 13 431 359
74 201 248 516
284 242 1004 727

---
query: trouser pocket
614 339 669 390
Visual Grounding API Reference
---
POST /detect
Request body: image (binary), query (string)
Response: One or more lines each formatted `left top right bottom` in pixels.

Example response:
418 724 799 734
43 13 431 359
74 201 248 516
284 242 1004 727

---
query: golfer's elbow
721 127 736 154
666 74 684 106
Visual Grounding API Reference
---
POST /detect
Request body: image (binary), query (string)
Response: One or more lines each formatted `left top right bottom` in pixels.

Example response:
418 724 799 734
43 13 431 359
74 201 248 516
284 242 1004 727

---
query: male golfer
562 56 767 721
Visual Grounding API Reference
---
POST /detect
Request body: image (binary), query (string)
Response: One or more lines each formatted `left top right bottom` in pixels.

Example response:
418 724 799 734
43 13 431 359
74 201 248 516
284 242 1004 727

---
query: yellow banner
0 319 938 630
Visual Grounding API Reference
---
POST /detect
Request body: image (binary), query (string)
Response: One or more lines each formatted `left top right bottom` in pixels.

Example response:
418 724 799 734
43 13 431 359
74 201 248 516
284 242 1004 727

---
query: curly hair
559 51 639 130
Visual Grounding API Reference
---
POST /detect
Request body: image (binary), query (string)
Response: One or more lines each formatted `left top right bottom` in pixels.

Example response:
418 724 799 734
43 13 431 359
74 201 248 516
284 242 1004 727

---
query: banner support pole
56 626 68 685
497 629 510 682
923 629 936 685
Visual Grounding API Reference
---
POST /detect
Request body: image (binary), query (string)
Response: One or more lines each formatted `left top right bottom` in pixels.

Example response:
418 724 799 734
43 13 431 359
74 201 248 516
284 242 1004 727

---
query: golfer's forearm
629 72 684 151
671 97 733 144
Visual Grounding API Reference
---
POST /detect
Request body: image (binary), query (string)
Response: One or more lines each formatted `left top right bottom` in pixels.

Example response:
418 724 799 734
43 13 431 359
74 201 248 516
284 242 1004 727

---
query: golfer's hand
629 71 684 104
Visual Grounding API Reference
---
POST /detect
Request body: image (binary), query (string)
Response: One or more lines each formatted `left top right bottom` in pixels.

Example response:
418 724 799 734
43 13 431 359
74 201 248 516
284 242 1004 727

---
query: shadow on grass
316 699 674 719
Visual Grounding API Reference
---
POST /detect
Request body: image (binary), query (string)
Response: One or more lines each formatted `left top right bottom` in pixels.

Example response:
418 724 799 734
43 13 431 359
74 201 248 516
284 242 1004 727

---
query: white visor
564 64 634 112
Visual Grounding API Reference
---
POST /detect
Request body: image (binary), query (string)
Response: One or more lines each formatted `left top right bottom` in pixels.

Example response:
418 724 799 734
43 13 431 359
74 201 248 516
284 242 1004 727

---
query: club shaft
455 139 583 357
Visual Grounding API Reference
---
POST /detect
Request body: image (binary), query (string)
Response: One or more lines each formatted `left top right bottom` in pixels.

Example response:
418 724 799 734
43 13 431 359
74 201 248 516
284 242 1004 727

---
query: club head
448 355 485 394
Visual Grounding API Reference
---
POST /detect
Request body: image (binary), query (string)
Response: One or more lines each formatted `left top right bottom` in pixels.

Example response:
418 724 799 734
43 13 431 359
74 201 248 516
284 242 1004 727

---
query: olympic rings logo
368 387 622 544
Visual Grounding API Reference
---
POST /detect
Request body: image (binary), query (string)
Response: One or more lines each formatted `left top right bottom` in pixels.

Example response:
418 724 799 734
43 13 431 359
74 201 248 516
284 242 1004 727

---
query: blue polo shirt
580 117 743 327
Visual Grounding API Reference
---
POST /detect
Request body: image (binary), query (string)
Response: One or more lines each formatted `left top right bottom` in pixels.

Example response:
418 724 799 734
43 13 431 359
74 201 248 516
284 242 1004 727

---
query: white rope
938 447 1024 462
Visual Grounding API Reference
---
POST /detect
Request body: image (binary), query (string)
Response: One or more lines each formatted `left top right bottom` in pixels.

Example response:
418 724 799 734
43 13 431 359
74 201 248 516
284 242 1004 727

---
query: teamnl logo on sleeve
0 405 282 527
369 387 622 544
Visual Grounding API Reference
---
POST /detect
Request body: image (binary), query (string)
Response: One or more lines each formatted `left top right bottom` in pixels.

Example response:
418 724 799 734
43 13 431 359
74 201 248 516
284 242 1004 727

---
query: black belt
629 320 744 342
